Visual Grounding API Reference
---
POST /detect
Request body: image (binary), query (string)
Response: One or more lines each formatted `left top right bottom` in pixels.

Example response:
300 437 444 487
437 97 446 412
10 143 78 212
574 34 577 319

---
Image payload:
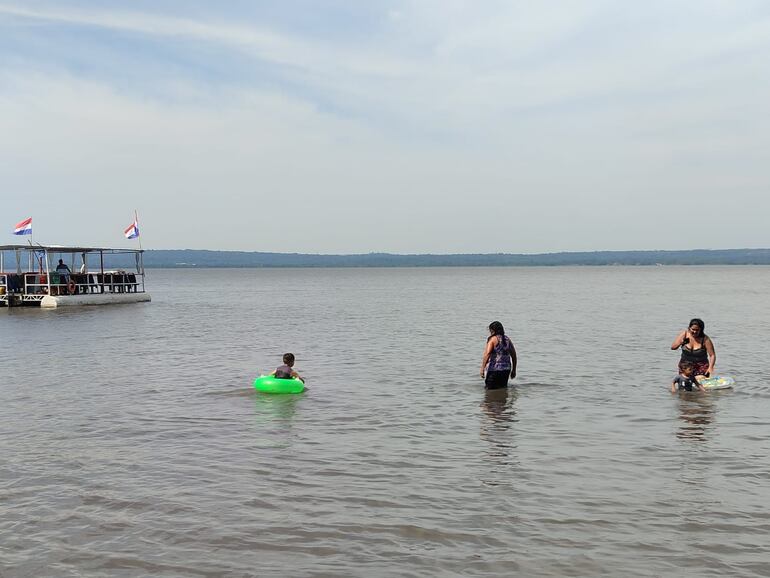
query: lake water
2 266 770 577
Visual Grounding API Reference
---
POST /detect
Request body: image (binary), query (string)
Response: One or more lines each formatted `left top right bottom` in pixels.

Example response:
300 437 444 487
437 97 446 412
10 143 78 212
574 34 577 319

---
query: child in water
671 362 705 393
270 353 305 383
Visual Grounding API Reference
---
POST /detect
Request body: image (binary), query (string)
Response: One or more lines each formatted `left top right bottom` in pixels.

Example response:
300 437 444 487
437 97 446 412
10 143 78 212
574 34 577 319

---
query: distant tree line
126 248 770 268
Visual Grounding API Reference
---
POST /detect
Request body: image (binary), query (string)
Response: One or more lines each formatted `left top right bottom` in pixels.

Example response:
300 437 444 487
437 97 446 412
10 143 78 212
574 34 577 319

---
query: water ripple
2 267 770 577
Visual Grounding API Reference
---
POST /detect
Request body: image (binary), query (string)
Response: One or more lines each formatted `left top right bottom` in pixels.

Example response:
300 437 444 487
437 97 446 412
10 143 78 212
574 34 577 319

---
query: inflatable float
253 375 305 394
698 375 735 390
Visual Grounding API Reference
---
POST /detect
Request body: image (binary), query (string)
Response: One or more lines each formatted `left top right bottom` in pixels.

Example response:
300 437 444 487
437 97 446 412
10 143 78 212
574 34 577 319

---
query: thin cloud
0 3 415 77
3 1 769 127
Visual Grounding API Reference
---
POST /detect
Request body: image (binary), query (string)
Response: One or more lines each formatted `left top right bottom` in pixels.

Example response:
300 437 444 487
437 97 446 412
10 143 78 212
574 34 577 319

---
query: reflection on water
252 391 303 423
479 387 518 469
675 393 715 442
481 387 518 427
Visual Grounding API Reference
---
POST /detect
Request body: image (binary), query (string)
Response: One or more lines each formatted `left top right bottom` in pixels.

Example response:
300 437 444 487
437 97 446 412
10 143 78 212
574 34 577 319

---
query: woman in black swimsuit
671 318 716 377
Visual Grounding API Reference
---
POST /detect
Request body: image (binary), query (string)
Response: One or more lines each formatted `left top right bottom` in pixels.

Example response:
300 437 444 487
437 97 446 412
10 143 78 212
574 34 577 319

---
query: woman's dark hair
488 321 505 336
689 318 705 332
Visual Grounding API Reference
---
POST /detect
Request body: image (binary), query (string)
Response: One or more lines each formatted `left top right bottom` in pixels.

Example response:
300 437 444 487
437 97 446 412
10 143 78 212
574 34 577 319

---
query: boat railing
90 271 142 294
19 271 143 296
23 273 50 295
1 273 22 291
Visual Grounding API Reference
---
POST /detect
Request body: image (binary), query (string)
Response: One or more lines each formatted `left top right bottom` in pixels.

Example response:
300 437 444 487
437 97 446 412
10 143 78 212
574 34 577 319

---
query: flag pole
135 209 143 251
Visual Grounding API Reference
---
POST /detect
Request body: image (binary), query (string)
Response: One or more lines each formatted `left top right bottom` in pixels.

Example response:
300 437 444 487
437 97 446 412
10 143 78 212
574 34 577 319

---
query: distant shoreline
136 248 770 268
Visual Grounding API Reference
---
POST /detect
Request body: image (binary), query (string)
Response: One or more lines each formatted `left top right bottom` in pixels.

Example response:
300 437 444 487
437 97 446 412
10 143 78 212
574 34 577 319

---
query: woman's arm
705 337 716 375
671 330 687 350
509 341 517 379
480 337 496 378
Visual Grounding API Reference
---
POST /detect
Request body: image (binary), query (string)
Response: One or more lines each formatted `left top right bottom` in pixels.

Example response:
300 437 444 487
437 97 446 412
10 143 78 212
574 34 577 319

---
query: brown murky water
2 267 769 577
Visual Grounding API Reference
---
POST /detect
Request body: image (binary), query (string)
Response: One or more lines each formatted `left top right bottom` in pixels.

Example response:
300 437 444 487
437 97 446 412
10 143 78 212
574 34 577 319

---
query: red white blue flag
13 217 32 235
124 220 139 239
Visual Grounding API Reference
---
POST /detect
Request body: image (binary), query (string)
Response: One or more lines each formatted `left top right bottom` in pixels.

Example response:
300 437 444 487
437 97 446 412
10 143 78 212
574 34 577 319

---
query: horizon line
141 247 770 256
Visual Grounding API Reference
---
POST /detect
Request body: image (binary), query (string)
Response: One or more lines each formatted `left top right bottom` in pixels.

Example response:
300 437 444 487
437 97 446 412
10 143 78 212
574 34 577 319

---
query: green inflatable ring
253 375 305 394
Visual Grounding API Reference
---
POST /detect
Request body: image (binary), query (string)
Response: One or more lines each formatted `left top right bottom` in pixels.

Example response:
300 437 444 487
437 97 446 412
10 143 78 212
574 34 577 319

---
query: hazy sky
2 1 769 253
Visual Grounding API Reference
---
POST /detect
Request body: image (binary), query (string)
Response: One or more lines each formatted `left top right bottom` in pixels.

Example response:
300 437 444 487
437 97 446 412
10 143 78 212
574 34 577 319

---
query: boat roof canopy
0 244 144 254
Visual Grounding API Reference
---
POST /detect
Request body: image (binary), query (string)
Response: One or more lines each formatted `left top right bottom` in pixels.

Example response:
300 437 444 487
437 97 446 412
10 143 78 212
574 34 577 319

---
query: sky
1 1 769 253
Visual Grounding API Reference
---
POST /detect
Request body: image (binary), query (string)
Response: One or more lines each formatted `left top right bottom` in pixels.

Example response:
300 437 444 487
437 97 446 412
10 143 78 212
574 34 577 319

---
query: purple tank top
487 335 512 371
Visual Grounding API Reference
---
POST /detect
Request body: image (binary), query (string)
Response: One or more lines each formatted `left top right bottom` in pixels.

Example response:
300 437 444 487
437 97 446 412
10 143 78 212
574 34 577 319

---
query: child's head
680 362 695 377
282 352 295 367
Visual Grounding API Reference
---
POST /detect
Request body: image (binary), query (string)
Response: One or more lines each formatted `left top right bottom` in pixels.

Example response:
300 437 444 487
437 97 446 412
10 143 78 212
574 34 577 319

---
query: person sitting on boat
270 353 305 383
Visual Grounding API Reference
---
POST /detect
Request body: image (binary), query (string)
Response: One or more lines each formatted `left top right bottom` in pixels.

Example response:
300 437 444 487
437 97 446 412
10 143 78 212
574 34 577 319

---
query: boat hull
40 293 152 308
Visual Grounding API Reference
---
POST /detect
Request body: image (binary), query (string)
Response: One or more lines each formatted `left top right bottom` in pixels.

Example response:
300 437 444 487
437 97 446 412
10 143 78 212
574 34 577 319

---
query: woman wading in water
671 318 716 378
480 321 517 390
